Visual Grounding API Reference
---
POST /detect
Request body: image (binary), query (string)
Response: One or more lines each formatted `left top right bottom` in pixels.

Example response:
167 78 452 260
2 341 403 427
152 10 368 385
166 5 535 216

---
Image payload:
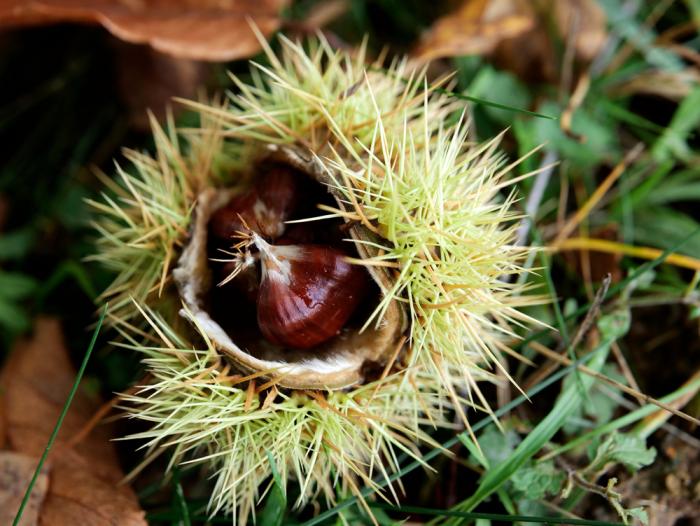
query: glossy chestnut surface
254 236 369 349
208 166 299 243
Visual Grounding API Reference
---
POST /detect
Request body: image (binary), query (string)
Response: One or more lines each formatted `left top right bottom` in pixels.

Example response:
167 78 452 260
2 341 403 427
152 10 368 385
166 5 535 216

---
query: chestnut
252 234 369 349
209 166 299 243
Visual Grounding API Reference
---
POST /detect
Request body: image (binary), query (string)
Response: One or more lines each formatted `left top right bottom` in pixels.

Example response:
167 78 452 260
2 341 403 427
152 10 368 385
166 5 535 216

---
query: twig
523 276 610 391
609 342 642 396
528 341 700 427
567 274 611 352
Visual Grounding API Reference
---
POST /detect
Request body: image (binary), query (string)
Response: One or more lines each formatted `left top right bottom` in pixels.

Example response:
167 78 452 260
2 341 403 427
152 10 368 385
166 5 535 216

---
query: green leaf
598 309 631 342
0 271 37 300
464 425 520 469
0 228 35 260
511 461 565 500
589 433 656 473
564 364 625 435
0 297 31 333
625 507 649 526
652 87 700 162
258 453 287 526
533 101 617 168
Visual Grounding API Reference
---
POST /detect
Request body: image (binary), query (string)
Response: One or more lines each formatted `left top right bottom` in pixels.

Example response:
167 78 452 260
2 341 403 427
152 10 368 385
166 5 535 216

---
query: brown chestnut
253 234 369 349
209 166 299 243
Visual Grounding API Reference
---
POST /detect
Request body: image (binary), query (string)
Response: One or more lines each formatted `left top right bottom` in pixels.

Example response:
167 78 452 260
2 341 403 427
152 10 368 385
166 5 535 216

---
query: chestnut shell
173 144 407 390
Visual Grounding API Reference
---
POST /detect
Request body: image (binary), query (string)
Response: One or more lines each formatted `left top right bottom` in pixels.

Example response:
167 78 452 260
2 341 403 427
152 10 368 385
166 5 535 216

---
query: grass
2 1 700 525
12 304 107 526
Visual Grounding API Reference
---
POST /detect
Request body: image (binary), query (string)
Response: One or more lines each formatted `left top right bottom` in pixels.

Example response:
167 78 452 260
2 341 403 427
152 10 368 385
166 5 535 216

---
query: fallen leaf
296 0 349 31
0 318 146 526
0 0 290 61
610 69 700 101
414 0 607 83
553 0 606 62
414 0 534 62
0 451 49 526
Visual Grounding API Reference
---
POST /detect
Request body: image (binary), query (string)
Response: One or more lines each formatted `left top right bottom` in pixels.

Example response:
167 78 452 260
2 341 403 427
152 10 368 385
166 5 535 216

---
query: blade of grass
305 228 700 525
370 503 622 526
652 86 700 162
12 304 107 526
444 311 626 522
173 468 191 526
541 373 700 461
533 228 570 345
520 225 700 351
435 88 556 120
301 345 611 526
368 66 555 120
257 452 287 526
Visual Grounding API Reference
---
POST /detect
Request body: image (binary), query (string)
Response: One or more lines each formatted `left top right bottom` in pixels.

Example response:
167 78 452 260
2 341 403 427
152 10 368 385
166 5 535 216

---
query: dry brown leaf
0 0 290 61
414 0 534 62
414 0 607 83
297 0 348 31
553 0 606 63
0 451 49 526
610 68 700 101
0 318 146 526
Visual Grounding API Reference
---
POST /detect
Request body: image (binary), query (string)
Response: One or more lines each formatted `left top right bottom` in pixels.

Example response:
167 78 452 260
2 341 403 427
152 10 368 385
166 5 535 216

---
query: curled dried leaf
0 318 146 526
0 0 290 61
413 0 534 62
0 451 49 526
415 0 607 83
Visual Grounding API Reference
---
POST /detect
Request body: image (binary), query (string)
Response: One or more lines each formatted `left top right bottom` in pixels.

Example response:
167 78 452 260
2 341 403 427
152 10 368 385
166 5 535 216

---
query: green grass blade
12 304 107 526
447 314 622 520
368 66 555 120
519 225 700 351
370 503 622 526
652 86 700 162
172 468 191 526
301 347 610 526
542 376 700 461
304 226 700 526
433 87 556 120
258 452 287 526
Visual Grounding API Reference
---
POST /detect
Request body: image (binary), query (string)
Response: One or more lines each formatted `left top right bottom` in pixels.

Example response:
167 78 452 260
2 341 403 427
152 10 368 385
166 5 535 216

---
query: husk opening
173 144 407 390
